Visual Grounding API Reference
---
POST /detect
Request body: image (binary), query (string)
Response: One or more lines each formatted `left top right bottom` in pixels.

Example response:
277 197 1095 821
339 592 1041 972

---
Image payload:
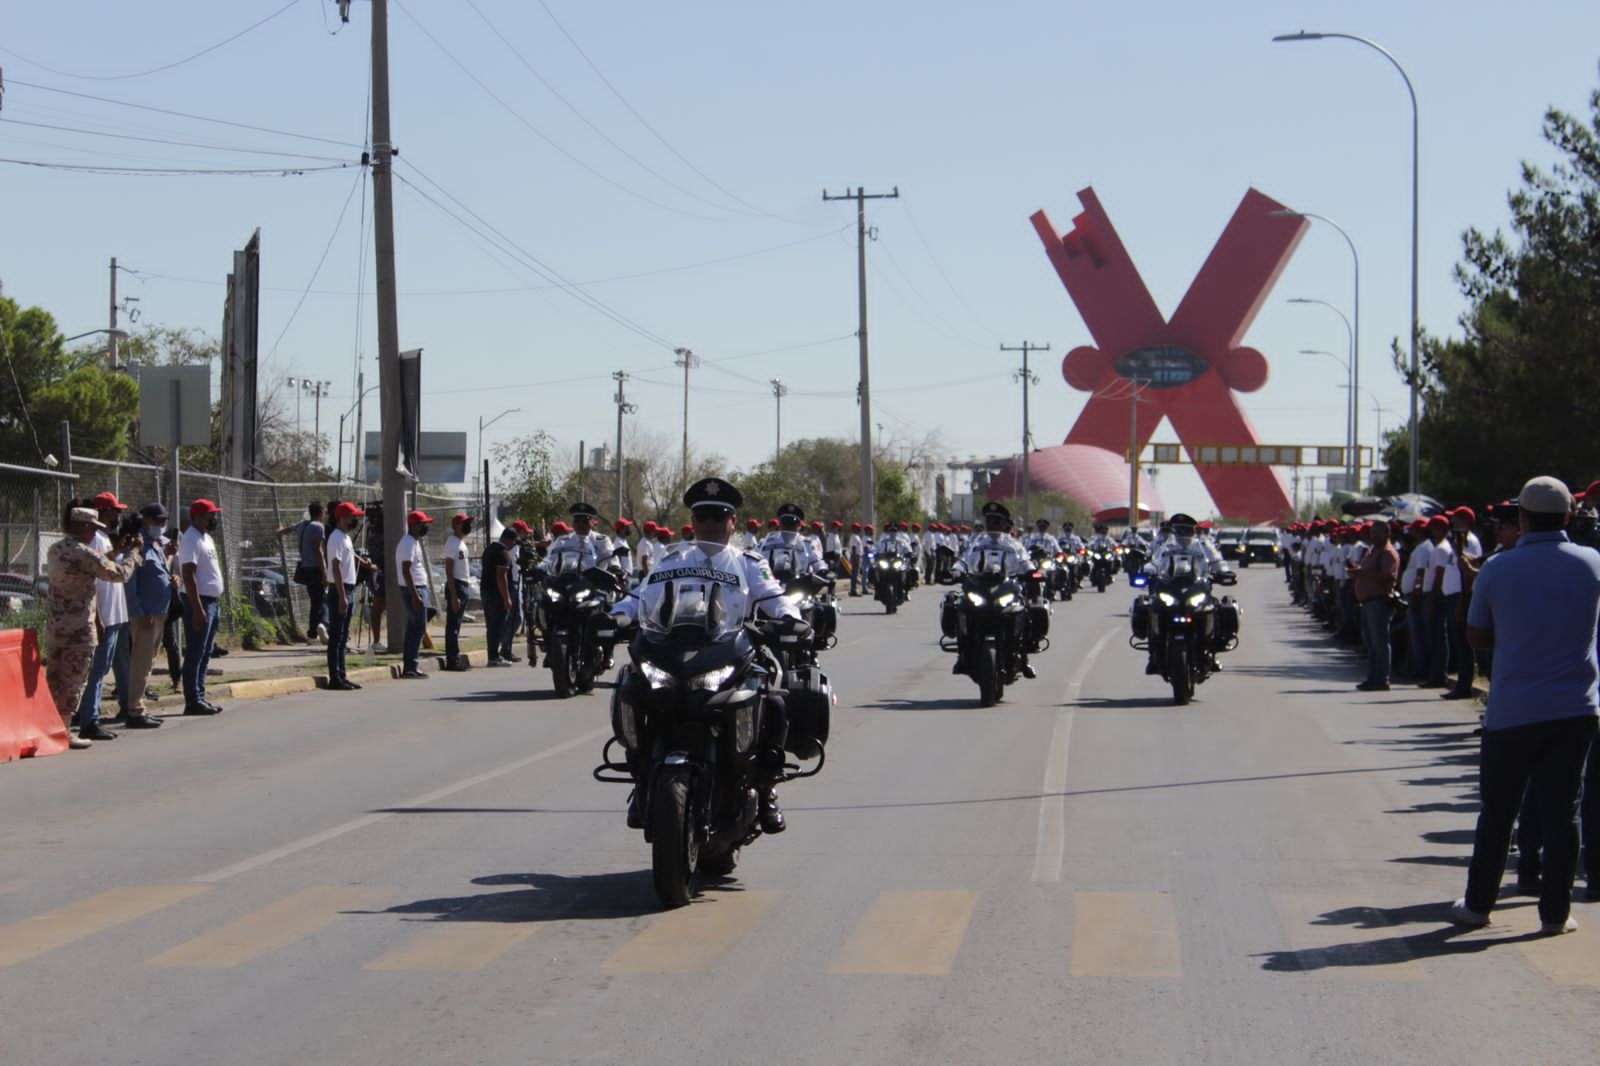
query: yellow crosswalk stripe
1070 891 1183 978
0 885 210 968
366 923 535 973
829 890 977 976
1269 894 1424 980
602 891 777 973
148 885 388 969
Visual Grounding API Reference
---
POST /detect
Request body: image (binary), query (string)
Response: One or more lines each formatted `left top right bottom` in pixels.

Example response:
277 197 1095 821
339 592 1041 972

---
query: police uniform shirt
959 532 1031 577
1149 536 1220 579
1087 534 1114 551
541 531 616 573
1023 532 1062 555
875 531 913 555
611 541 799 625
759 530 822 572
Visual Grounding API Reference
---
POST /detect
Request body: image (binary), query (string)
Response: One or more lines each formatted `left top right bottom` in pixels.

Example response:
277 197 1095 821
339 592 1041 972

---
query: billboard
363 431 467 484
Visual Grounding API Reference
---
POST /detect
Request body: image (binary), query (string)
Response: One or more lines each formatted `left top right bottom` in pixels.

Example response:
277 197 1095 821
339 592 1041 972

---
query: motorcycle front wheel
976 644 1000 707
651 767 697 907
1168 642 1193 706
550 634 574 698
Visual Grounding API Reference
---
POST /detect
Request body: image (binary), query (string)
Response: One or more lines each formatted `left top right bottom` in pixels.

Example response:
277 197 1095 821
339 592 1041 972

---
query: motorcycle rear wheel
651 768 697 908
1169 643 1193 706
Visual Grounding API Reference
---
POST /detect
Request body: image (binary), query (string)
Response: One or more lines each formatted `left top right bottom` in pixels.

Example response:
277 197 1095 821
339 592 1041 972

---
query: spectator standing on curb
323 501 365 690
1351 520 1400 692
46 507 137 749
179 499 225 716
442 512 472 670
1442 507 1485 700
280 502 329 644
1451 476 1600 935
482 527 517 667
119 503 171 729
395 510 432 679
1419 515 1454 688
74 491 132 742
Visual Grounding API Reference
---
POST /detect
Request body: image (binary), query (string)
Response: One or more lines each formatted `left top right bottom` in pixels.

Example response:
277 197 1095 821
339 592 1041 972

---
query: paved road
4 570 1598 1065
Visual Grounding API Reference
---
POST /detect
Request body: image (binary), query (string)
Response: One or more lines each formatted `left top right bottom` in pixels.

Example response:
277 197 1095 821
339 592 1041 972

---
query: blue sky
2 0 1596 515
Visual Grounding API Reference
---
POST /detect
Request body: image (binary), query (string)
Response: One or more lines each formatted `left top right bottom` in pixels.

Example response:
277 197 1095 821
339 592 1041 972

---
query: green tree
0 297 141 463
1375 76 1600 501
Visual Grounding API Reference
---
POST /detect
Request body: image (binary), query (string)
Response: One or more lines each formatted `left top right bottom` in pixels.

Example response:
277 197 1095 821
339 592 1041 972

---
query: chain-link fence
0 462 79 616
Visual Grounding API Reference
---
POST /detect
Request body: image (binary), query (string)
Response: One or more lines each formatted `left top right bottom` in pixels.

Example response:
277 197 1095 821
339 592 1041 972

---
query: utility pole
612 371 636 520
1123 379 1150 527
769 378 788 462
823 184 899 527
1001 341 1049 523
673 347 696 490
365 0 408 648
108 256 118 369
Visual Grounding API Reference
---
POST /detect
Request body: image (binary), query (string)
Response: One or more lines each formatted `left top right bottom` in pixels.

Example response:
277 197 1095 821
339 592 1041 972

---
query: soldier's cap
1520 475 1573 515
91 491 127 512
776 502 804 520
407 509 433 526
190 498 221 516
333 501 365 521
614 517 634 530
569 502 599 518
683 476 741 513
69 506 108 530
139 503 168 522
510 519 533 534
981 501 1010 521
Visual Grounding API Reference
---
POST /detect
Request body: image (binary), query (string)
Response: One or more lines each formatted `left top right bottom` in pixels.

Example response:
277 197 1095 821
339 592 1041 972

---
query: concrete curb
181 644 495 704
214 675 318 701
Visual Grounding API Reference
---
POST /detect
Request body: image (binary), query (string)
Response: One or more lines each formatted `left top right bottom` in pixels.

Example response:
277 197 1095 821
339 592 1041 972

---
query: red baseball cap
91 491 127 511
511 519 532 535
333 501 365 520
1426 515 1449 531
1450 506 1476 525
190 498 221 516
550 521 570 535
407 509 433 526
452 511 472 525
746 518 761 529
831 520 844 529
767 518 780 528
614 517 634 530
679 524 693 537
1584 480 1600 503
851 522 861 532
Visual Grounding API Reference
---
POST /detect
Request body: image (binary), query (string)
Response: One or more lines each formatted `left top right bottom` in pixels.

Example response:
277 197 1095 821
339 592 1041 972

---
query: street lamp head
1272 30 1326 42
1287 298 1313 305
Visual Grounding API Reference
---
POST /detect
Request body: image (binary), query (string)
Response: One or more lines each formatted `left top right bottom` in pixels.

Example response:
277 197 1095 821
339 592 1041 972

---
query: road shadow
1258 899 1542 974
859 697 981 712
1389 854 1471 868
357 870 741 923
373 805 614 815
437 689 568 702
1071 695 1182 710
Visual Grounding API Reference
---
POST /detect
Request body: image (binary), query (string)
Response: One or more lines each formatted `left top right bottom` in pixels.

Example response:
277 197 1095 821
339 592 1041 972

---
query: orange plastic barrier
1 628 69 762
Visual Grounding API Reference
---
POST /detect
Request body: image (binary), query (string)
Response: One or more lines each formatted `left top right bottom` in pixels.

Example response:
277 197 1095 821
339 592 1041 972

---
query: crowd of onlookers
1280 475 1600 935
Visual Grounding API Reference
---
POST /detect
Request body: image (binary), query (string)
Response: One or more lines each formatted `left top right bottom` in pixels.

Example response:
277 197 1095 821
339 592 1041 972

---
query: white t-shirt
1401 541 1430 592
179 525 225 598
1421 538 1454 593
325 527 357 585
91 530 129 626
395 533 427 590
442 533 470 583
1440 532 1481 596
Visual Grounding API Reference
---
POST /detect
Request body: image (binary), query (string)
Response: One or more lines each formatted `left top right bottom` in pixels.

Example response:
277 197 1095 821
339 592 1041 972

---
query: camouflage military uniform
45 537 136 728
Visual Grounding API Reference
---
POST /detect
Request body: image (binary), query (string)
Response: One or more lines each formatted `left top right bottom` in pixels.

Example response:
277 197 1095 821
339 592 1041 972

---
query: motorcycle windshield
551 550 582 575
639 576 742 639
978 548 1009 575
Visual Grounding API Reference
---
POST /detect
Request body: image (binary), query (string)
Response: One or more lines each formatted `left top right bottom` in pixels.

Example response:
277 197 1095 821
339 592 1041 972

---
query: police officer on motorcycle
1142 512 1224 674
610 477 803 834
760 503 827 575
540 503 619 575
1023 518 1062 556
952 501 1038 679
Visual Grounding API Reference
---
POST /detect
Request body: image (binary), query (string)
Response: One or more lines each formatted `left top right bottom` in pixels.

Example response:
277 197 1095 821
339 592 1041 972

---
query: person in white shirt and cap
394 509 434 679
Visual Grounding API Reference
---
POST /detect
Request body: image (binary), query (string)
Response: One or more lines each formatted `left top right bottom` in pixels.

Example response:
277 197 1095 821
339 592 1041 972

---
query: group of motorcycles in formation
496 481 1245 905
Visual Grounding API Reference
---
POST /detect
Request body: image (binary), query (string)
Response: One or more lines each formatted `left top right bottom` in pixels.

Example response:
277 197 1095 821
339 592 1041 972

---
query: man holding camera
46 506 138 749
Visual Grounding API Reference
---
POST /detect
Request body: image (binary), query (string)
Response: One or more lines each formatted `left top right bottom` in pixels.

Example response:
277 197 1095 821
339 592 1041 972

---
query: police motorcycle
941 558 1033 708
874 548 910 614
595 578 830 907
1130 555 1240 706
1088 544 1118 592
762 542 838 669
535 550 622 698
1028 545 1070 602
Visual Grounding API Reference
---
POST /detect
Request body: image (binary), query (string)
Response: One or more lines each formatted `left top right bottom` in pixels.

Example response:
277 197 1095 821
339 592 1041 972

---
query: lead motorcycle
536 558 622 697
1130 557 1239 705
595 581 830 907
874 550 909 614
941 567 1027 707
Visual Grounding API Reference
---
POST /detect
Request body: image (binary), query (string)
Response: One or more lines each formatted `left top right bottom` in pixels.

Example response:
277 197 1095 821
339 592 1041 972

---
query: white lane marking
1032 630 1113 883
191 727 610 884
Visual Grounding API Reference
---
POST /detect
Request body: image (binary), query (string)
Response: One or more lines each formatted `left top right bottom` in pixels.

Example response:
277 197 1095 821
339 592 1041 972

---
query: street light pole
769 379 788 462
1276 211 1359 491
1272 30 1419 495
1288 298 1355 489
1300 348 1354 485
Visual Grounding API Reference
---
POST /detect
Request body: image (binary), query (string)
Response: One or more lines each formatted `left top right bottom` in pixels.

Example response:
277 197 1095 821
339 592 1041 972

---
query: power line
0 156 354 176
900 202 1002 340
533 0 791 222
460 0 758 218
0 117 352 163
392 0 729 222
265 165 366 364
5 79 366 148
0 0 304 82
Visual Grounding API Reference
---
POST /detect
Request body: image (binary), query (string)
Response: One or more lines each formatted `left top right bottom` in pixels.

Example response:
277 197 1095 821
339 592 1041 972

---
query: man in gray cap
1451 476 1600 935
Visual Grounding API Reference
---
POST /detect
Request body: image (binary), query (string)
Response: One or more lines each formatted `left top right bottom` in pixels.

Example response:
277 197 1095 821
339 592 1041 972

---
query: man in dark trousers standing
1351 520 1399 692
1451 477 1600 935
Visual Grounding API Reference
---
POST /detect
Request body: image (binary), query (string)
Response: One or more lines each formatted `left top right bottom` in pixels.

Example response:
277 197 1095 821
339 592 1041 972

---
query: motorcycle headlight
1156 591 1177 606
965 591 985 606
573 589 593 602
996 592 1017 607
639 661 674 689
733 700 756 753
1187 591 1208 607
877 559 889 569
892 560 904 569
544 589 563 602
688 665 736 691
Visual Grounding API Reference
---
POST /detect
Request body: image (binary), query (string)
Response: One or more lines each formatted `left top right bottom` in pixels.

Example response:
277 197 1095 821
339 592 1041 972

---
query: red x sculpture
1030 187 1307 522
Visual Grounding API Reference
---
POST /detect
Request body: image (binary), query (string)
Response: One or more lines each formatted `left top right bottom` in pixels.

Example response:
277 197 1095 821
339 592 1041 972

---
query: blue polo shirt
126 533 173 619
1468 531 1600 730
